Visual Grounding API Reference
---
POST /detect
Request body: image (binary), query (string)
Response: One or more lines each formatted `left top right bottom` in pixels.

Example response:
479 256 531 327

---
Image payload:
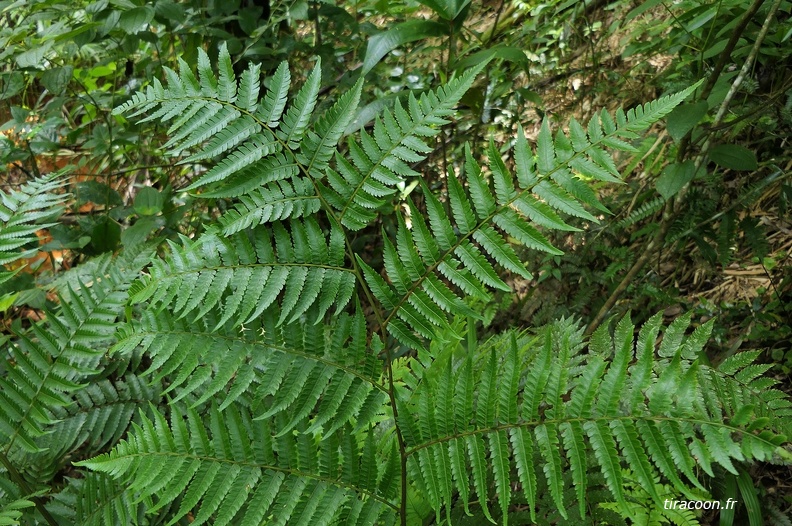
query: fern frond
0 171 67 275
362 84 695 350
218 178 321 235
23 376 160 475
298 78 364 175
401 314 789 523
77 404 398 526
617 196 664 229
48 472 143 526
113 308 386 438
618 81 702 132
128 220 354 328
115 45 362 208
0 256 148 454
279 60 322 149
0 494 36 526
323 63 488 231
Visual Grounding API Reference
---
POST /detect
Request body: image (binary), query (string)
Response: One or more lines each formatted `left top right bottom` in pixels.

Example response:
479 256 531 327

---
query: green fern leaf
329 63 487 231
220 178 320 236
466 434 495 523
397 313 788 522
299 78 363 173
78 405 397 526
129 222 353 327
1 256 147 454
279 60 322 148
0 171 67 273
537 120 555 174
51 472 142 526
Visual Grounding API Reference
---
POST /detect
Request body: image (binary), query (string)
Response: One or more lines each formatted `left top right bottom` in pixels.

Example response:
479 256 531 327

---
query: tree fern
5 48 790 526
112 47 698 354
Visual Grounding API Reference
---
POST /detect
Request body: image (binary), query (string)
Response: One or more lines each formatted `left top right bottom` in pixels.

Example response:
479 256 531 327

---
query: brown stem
585 202 674 336
700 0 766 101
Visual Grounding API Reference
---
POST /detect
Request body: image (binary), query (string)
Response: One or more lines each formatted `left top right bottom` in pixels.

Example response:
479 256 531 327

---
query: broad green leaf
0 72 25 100
362 20 449 75
453 46 528 72
134 187 164 216
656 160 696 199
77 180 123 206
710 144 758 171
41 66 73 94
15 42 53 69
119 6 155 34
416 0 471 20
666 101 708 141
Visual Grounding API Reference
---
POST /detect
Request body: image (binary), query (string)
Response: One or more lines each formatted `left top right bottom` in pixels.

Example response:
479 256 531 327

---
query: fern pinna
2 46 790 525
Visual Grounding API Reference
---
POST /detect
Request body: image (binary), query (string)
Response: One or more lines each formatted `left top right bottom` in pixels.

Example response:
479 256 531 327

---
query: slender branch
677 0 765 161
701 0 766 101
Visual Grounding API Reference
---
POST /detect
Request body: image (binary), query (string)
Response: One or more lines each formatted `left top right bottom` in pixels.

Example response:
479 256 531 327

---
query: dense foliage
1 0 791 524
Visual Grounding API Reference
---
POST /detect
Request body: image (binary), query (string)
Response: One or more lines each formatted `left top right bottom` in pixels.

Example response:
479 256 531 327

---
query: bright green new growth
2 46 789 525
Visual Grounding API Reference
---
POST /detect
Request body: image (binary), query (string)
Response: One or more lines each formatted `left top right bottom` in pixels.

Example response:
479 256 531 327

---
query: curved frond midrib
117 327 387 393
88 450 399 511
404 414 781 456
148 261 355 276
